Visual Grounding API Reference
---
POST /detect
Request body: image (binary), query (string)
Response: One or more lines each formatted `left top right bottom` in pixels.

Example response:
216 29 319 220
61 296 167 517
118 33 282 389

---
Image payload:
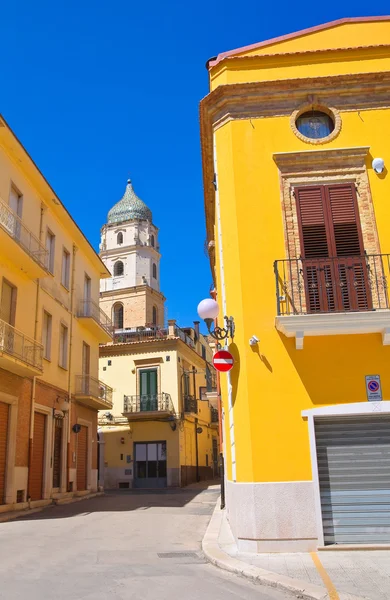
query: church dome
107 179 152 224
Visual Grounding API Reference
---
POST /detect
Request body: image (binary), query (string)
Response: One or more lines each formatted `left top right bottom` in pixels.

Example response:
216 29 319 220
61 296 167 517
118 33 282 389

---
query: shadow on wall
250 344 273 373
279 331 390 406
228 342 240 408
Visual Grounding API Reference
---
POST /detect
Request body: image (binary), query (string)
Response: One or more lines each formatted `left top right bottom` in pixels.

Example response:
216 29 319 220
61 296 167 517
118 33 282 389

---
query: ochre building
0 115 113 513
99 182 219 489
200 17 390 551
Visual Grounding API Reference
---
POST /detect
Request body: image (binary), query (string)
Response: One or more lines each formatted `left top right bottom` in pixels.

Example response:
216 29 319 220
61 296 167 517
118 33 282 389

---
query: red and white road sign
213 349 234 373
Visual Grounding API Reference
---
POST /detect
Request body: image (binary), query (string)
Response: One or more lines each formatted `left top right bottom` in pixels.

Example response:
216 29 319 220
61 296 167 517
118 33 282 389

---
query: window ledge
275 311 390 349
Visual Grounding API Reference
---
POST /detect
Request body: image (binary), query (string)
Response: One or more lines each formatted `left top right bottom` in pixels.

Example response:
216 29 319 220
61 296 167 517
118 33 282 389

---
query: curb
0 491 104 523
202 500 365 600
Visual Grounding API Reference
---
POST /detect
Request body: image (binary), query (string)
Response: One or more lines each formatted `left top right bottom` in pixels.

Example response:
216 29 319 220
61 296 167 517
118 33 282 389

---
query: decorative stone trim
290 102 341 145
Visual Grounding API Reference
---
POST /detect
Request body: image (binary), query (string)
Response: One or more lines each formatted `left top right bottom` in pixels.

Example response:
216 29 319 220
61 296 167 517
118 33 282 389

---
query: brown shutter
77 426 88 491
28 412 46 501
0 402 9 504
325 184 363 257
295 186 330 258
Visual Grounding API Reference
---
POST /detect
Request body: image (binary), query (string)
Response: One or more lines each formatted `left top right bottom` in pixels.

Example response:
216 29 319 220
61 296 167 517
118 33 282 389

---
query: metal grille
315 416 390 545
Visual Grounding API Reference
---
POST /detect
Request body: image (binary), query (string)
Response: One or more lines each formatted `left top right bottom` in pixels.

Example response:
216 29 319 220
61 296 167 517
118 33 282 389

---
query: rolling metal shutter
0 402 9 504
77 425 88 491
315 416 390 545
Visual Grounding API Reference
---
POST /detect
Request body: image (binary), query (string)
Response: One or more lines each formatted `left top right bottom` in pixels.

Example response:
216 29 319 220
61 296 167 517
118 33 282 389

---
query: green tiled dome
107 180 152 224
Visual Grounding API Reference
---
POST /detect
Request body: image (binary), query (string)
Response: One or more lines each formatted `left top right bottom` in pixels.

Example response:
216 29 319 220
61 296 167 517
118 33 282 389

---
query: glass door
134 442 167 488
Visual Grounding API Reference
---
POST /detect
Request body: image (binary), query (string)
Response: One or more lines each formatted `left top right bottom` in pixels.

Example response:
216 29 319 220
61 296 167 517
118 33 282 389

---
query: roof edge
207 16 390 69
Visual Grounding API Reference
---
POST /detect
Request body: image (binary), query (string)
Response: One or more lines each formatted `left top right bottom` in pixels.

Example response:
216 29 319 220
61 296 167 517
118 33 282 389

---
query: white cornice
276 310 390 349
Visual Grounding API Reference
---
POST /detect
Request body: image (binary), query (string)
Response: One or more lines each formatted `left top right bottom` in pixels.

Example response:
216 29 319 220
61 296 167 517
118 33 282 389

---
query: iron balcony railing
123 392 174 414
114 326 195 349
0 318 43 370
184 395 198 414
274 254 390 316
75 375 113 408
77 299 113 335
211 407 219 423
0 197 48 270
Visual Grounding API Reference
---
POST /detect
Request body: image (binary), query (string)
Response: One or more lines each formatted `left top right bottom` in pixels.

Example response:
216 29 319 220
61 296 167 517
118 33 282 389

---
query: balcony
0 197 48 278
184 396 198 414
123 393 174 420
210 407 219 426
113 326 195 349
0 319 43 376
274 254 390 349
74 375 113 410
77 299 113 343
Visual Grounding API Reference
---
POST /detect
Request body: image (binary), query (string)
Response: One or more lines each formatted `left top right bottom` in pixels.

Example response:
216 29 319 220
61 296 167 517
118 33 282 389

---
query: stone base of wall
226 480 318 553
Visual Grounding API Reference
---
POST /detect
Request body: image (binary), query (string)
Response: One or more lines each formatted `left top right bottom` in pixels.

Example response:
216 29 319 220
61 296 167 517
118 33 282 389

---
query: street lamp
197 298 235 341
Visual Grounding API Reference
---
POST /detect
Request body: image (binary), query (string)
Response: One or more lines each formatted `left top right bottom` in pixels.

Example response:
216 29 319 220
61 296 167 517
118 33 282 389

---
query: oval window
296 111 334 140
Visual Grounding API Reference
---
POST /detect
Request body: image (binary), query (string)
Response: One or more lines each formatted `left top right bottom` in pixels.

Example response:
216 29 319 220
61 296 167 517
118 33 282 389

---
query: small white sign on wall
365 375 382 402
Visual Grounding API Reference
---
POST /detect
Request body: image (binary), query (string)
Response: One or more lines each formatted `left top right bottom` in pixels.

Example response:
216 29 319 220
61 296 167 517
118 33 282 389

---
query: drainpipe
67 244 77 491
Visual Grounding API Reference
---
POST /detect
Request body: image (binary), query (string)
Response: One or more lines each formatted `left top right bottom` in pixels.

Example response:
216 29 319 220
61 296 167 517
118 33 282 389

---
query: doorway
134 442 167 488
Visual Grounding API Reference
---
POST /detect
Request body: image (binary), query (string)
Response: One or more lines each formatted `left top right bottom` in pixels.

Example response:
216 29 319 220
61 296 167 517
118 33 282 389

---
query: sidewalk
202 501 390 600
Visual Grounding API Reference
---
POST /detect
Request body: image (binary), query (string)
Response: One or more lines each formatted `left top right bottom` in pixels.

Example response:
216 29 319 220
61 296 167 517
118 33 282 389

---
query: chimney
193 321 200 340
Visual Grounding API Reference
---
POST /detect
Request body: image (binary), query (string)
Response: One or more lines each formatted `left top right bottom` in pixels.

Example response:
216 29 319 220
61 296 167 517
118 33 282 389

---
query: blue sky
1 2 386 327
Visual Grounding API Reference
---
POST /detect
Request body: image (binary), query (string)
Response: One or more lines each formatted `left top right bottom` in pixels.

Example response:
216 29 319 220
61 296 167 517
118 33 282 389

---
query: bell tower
99 179 165 329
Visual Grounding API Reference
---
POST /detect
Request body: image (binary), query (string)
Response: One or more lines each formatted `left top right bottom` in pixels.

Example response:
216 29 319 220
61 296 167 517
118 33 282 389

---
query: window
61 249 70 289
296 111 334 140
295 183 368 313
201 345 206 359
117 232 123 245
113 303 124 329
150 234 155 247
152 306 157 325
84 274 91 300
42 311 52 360
59 323 68 369
46 230 55 274
9 185 23 217
0 279 17 326
114 261 124 277
152 263 157 279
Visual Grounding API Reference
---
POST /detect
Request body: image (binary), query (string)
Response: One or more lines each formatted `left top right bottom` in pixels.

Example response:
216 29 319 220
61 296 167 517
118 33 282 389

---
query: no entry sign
213 349 234 373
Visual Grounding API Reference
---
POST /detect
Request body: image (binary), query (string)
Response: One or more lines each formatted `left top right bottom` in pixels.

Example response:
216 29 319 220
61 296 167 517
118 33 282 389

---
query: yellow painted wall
209 26 390 485
210 22 390 88
0 123 108 396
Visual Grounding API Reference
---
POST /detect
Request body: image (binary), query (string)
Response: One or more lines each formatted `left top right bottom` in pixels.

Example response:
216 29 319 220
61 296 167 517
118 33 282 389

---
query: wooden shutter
295 186 330 259
77 426 88 491
295 183 370 312
325 184 363 257
28 412 46 501
0 402 9 504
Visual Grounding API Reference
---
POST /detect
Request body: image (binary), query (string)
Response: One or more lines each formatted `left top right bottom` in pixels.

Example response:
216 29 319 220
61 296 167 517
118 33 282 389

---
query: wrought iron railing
0 318 43 370
75 375 113 408
114 326 195 349
211 407 219 423
274 254 390 316
0 197 48 270
123 393 173 414
184 395 198 414
77 299 113 336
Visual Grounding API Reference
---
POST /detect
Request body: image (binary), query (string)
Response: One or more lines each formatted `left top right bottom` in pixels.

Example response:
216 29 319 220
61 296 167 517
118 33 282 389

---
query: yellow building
0 114 112 513
98 182 219 488
200 16 390 551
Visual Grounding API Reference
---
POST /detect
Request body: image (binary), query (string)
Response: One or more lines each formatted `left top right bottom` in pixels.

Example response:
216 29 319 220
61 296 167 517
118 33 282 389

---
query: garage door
0 402 9 504
77 425 88 491
315 416 390 545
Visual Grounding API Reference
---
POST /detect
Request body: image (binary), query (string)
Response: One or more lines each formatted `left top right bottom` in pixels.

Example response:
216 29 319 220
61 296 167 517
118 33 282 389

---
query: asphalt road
0 486 290 600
